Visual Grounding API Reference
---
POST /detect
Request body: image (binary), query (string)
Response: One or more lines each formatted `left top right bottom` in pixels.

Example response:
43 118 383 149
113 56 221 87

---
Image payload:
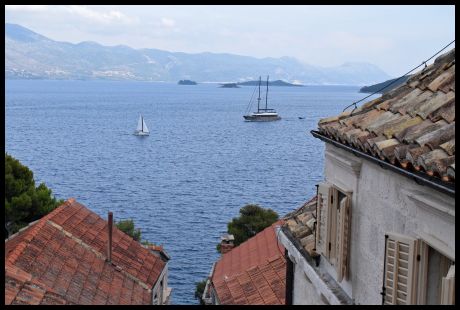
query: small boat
243 75 281 122
133 114 150 136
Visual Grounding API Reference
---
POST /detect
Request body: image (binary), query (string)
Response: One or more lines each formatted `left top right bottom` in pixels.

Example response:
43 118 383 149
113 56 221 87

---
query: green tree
115 218 157 247
194 279 207 305
5 153 63 235
115 219 142 241
217 204 279 253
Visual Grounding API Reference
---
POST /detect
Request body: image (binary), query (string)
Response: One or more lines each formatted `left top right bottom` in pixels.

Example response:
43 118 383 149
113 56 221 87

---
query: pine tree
5 153 63 236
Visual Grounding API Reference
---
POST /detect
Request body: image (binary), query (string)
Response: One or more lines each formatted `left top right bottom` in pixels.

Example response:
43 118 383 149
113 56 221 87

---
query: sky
5 5 455 77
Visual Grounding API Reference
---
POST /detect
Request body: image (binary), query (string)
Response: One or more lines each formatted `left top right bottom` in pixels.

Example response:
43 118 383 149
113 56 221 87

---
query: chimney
220 233 235 254
107 212 113 263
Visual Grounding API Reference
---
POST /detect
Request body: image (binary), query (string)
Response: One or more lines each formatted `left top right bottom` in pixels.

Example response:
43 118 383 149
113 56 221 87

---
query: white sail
142 118 149 133
136 115 143 131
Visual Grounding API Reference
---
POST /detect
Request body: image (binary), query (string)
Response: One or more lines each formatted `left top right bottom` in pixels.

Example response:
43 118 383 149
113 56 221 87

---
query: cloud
5 5 48 12
160 17 176 28
64 5 133 25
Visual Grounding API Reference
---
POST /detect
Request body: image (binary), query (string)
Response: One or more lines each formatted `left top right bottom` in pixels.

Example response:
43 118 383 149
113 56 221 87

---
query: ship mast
265 75 269 110
257 76 261 113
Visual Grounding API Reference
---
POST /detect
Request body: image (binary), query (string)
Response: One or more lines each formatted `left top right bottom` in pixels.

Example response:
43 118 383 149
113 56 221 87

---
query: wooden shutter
316 182 332 258
440 264 455 305
335 195 351 282
328 188 338 265
383 233 419 305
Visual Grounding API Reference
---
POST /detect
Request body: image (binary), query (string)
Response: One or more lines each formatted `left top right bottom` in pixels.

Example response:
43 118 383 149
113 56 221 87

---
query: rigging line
246 84 258 114
343 39 455 113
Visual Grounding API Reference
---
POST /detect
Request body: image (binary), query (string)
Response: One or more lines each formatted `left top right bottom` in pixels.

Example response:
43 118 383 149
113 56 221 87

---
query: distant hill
178 79 197 85
237 80 303 87
5 23 391 85
360 75 412 94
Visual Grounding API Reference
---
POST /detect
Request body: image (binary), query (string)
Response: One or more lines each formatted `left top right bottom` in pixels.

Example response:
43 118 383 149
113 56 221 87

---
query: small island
359 75 411 94
178 79 197 85
237 80 304 87
219 83 240 88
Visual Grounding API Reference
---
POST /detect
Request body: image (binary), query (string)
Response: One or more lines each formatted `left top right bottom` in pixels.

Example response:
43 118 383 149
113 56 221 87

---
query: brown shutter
335 195 351 282
383 233 419 305
328 188 338 265
440 264 455 305
316 182 332 258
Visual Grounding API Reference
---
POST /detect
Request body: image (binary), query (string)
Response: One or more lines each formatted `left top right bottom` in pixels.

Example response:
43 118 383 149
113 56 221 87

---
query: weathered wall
292 262 327 305
323 143 455 304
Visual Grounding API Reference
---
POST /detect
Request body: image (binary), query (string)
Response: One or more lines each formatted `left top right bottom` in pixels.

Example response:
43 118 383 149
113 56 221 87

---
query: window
382 234 455 305
316 182 352 282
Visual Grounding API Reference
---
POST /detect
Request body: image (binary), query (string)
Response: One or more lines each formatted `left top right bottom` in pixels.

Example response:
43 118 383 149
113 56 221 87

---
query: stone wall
323 143 455 304
292 262 327 304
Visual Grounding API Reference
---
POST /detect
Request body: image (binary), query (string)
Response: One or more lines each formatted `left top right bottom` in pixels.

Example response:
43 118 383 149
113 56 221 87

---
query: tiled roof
317 48 455 184
211 221 286 305
5 198 166 305
5 263 71 305
282 197 317 257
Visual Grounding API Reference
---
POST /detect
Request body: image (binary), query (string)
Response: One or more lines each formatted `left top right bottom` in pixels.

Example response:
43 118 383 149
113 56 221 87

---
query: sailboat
243 75 281 122
133 114 150 136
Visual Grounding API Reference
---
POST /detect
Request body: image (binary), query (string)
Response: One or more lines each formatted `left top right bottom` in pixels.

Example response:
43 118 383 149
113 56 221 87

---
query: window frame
382 233 455 305
316 182 352 283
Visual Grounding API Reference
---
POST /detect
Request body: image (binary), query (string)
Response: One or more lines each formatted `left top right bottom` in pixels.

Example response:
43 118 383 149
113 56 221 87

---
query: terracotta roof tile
5 198 166 305
427 64 455 92
413 91 455 120
211 221 286 305
381 115 424 140
316 48 455 183
5 264 71 305
282 197 317 252
387 88 426 113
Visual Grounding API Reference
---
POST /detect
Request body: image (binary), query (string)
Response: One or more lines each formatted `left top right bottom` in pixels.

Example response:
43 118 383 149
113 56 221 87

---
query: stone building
278 48 455 305
5 198 172 305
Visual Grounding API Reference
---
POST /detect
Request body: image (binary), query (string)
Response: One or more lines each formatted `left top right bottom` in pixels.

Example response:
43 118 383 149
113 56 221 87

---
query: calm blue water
5 80 378 304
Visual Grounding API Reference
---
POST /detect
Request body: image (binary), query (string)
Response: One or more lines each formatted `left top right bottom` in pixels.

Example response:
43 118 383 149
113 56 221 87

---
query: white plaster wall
323 144 455 305
292 263 327 305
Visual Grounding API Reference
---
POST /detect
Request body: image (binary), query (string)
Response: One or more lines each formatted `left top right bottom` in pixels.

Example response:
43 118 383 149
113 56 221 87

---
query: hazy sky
5 5 455 77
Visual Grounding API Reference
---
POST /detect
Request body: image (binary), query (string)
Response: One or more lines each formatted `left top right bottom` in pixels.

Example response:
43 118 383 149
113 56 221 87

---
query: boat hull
243 115 281 122
133 131 149 136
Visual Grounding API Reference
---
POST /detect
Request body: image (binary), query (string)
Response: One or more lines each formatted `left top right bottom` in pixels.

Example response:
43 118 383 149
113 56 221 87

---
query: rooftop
5 264 71 305
314 48 455 192
4 198 167 305
211 220 286 305
282 196 317 257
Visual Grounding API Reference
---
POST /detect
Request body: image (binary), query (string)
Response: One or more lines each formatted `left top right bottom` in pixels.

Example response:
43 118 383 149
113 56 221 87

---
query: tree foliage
216 204 278 253
5 153 63 236
115 219 142 241
194 279 207 305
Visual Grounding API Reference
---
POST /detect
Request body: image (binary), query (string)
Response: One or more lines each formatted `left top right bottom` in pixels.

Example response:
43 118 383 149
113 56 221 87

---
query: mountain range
5 23 392 85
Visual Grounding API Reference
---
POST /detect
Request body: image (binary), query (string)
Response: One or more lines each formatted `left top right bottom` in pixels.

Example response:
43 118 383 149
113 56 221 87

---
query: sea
5 80 379 304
